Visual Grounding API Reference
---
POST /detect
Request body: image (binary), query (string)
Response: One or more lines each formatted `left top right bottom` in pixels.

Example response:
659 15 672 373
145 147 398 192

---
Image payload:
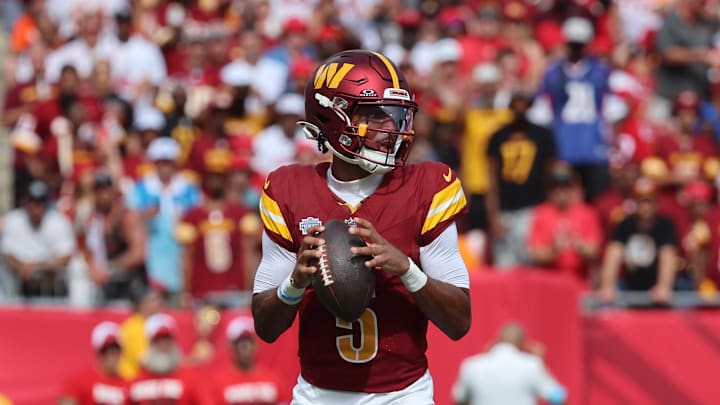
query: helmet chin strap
297 120 395 175
323 139 393 174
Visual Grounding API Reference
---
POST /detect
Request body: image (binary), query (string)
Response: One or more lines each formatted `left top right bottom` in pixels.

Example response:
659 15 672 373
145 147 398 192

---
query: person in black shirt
599 177 679 305
486 92 557 268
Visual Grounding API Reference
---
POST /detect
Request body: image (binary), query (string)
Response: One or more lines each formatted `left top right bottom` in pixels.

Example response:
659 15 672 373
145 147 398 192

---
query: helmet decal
313 63 355 90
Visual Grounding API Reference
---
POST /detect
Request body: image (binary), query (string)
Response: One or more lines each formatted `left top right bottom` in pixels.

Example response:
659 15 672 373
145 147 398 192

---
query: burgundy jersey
176 202 253 298
704 209 720 287
648 132 717 182
259 161 467 393
61 367 129 405
593 189 631 240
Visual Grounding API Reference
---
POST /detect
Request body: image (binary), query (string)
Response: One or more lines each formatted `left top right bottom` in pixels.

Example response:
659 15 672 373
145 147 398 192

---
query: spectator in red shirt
128 313 211 405
527 162 602 285
457 6 507 77
59 321 129 405
211 316 286 405
641 91 716 189
3 43 53 128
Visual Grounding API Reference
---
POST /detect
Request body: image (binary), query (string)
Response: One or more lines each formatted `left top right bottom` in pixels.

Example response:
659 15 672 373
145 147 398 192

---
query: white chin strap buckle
357 148 395 174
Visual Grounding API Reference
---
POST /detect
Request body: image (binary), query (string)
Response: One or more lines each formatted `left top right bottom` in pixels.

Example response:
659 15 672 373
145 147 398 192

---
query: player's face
351 105 413 154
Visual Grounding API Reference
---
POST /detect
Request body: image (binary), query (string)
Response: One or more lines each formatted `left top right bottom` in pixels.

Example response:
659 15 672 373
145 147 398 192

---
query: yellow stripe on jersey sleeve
260 191 293 243
422 178 467 235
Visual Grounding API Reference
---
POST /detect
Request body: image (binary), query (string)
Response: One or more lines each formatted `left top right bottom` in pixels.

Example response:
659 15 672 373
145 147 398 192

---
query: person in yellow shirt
118 287 163 380
460 63 513 269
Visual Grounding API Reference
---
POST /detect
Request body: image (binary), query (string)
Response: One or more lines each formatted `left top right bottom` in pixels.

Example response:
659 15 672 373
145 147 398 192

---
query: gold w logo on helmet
313 63 355 90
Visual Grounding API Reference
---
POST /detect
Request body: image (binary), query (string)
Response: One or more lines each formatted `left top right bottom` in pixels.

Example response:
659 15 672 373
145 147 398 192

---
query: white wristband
400 258 428 293
276 274 306 305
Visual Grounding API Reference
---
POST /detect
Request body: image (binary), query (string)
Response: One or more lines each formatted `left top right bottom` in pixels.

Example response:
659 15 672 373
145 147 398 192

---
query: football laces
317 244 334 287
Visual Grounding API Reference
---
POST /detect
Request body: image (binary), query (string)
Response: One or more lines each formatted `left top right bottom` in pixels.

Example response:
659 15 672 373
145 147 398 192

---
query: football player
252 50 471 404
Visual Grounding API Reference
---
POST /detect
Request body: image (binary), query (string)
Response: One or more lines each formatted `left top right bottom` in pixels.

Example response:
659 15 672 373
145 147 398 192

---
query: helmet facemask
300 94 416 174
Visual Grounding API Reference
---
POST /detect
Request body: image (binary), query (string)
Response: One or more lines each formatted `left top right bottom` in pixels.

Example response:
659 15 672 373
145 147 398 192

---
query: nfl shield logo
299 217 323 235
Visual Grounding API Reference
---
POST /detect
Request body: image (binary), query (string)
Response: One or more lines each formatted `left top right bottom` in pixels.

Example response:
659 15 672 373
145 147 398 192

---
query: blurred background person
539 17 611 201
1 180 75 298
460 62 512 266
126 137 200 304
599 177 679 305
210 316 286 405
118 287 163 381
250 92 318 178
59 321 128 405
79 169 147 304
452 321 567 405
486 92 556 268
593 161 642 240
127 313 210 404
674 180 720 291
176 149 260 307
527 162 602 287
652 0 718 121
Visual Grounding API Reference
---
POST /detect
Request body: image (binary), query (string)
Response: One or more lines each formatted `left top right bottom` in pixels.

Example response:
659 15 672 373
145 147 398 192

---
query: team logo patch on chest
299 217 357 234
299 217 323 235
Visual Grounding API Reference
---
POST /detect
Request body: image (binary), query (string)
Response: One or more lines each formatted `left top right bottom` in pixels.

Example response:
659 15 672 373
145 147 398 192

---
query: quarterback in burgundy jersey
252 50 471 404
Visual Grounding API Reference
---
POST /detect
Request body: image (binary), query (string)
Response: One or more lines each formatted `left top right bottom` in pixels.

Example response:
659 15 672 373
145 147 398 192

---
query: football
310 219 375 322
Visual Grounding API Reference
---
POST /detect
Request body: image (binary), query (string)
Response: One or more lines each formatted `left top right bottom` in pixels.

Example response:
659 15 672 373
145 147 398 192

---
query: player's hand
349 217 410 276
291 225 326 289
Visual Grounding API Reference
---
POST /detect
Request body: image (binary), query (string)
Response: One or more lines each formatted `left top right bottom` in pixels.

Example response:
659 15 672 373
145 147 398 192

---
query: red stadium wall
0 272 717 405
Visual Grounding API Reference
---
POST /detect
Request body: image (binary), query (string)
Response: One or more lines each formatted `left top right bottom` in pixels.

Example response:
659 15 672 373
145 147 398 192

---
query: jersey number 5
335 308 378 363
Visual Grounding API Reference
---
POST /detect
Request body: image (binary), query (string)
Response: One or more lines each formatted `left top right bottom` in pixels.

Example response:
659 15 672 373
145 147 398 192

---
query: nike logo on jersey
264 179 270 190
443 168 452 183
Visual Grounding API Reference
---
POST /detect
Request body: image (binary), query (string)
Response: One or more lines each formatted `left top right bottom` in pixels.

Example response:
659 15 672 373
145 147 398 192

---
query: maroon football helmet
299 50 417 174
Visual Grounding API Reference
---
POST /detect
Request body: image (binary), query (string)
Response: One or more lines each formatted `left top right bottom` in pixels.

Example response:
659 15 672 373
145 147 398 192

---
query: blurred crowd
59 310 291 404
3 0 720 308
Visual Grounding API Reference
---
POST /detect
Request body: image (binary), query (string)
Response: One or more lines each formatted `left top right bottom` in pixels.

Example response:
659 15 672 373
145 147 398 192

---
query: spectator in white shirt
0 181 76 297
44 6 118 82
250 93 319 176
109 8 167 103
452 322 567 405
220 30 289 107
